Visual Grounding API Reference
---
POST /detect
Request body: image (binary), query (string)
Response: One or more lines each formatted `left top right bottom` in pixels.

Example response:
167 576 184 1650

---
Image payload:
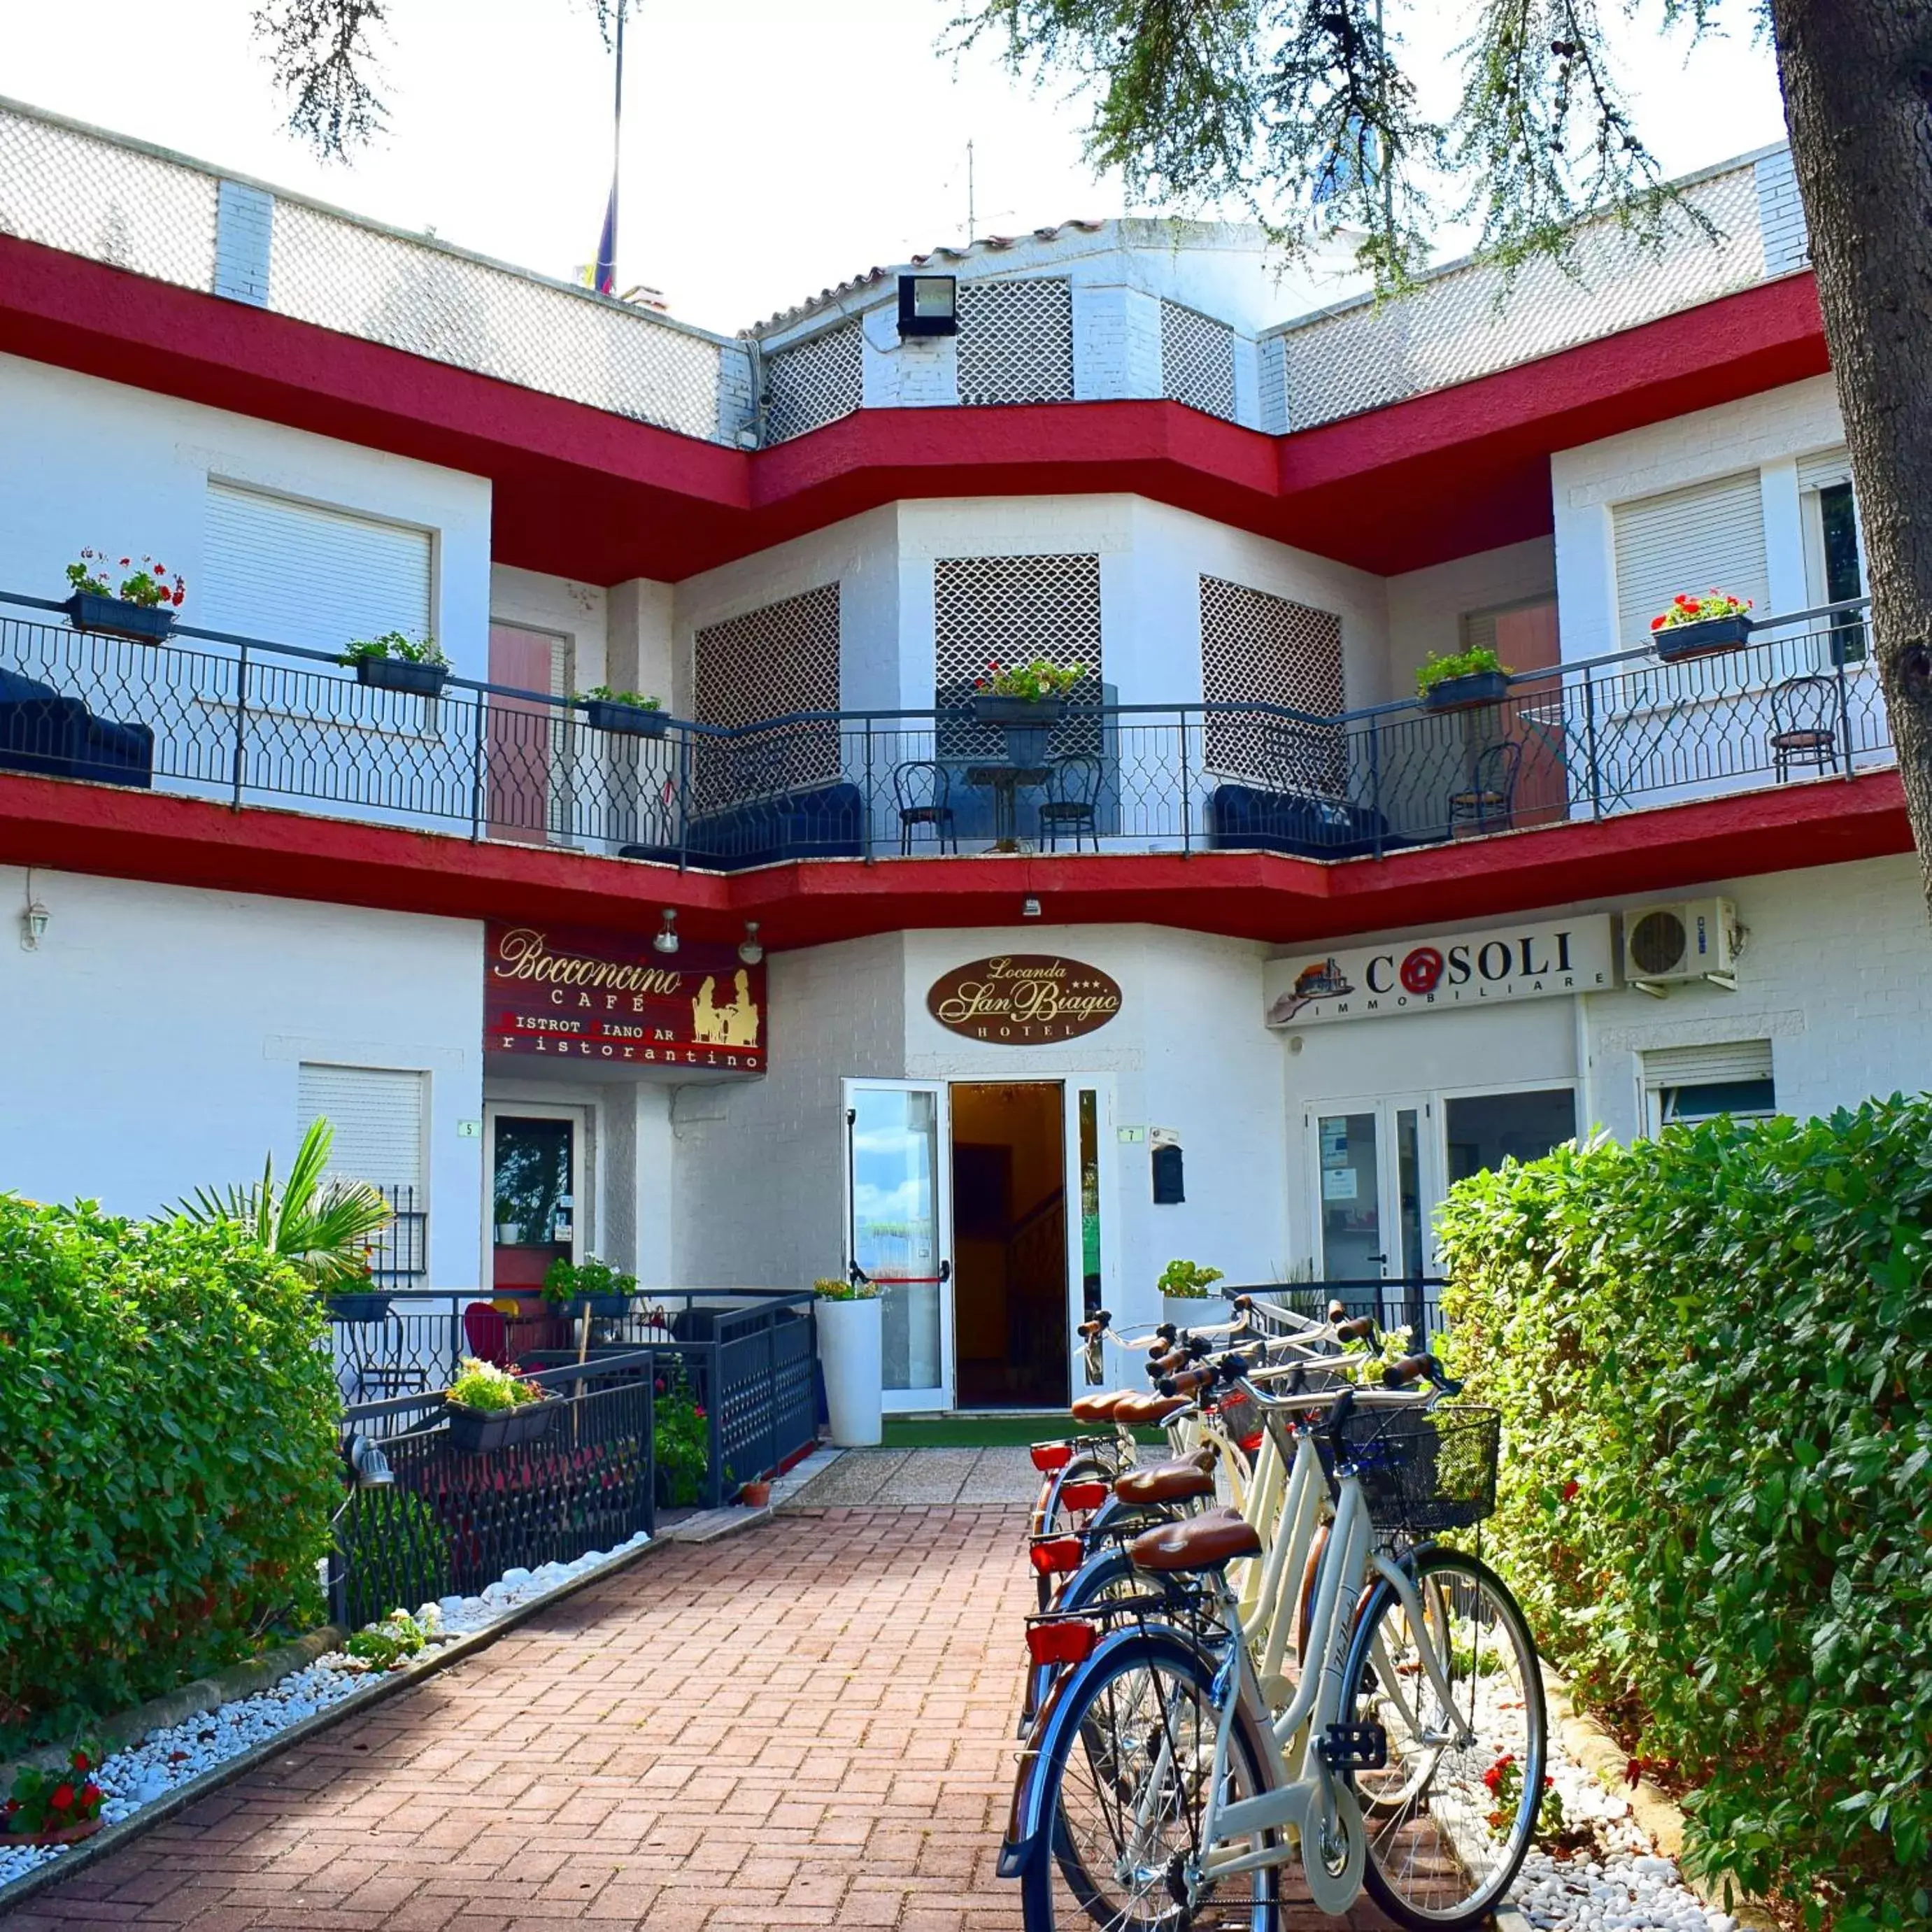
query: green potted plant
492 1196 519 1246
970 657 1086 761
1649 590 1754 662
62 549 185 642
577 684 667 738
1415 646 1510 712
443 1356 555 1453
814 1274 883 1447
542 1253 636 1321
653 1368 710 1506
3 1747 106 1847
1158 1258 1230 1330
342 630 450 696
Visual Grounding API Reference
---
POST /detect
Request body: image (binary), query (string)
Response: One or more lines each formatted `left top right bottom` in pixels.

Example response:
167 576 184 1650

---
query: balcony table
964 761 1049 846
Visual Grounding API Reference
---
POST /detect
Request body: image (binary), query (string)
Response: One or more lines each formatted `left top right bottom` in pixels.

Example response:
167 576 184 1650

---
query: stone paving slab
786 1447 1038 1509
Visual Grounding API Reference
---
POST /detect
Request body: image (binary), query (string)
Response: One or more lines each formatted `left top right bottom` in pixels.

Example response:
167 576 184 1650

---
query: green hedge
0 1196 341 1736
1437 1098 1932 1930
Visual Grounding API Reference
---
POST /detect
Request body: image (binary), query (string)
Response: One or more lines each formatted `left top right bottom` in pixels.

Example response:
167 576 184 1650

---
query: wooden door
487 624 558 844
1496 602 1568 827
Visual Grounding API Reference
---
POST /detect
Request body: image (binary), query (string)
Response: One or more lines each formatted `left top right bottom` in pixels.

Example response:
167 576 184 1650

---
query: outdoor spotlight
19 899 48 951
653 908 680 955
343 1432 395 1490
1021 896 1042 919
738 920 765 966
897 272 958 338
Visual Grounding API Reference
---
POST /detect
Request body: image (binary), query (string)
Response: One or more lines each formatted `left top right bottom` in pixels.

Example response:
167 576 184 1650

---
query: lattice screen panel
693 583 841 804
935 554 1102 757
763 324 863 442
957 280 1075 406
1199 576 1346 793
1161 302 1237 421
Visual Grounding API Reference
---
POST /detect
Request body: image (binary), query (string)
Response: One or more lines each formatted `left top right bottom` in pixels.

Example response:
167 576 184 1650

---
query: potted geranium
3 1747 106 1847
814 1274 883 1447
62 550 186 643
578 685 667 738
1158 1258 1230 1330
343 631 450 696
542 1253 635 1321
1650 590 1754 661
443 1356 556 1453
653 1367 710 1506
970 657 1086 762
1416 646 1510 712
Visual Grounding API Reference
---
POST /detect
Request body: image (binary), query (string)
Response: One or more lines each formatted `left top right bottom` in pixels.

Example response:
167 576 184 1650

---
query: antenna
967 138 975 241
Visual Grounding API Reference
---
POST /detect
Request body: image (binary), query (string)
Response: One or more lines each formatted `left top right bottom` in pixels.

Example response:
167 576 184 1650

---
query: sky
0 0 1791 337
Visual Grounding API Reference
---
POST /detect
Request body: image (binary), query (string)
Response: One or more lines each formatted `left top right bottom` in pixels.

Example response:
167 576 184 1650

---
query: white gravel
0 1529 651 1893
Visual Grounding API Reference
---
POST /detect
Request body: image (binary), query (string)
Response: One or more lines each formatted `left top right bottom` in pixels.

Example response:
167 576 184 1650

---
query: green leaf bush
0 1197 341 1739
1437 1099 1932 1929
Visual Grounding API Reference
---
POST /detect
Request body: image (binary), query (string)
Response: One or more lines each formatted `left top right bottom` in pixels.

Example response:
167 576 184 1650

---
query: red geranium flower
1649 615 1665 631
1561 1479 1579 1502
70 1749 90 1773
50 1783 75 1810
80 1783 102 1807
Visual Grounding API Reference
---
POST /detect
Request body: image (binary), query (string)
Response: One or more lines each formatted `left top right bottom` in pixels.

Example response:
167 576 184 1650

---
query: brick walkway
8 1503 1394 1930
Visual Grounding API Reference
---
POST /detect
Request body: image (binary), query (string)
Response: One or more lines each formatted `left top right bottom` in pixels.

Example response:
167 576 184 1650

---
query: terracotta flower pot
738 1479 772 1507
3 1817 103 1847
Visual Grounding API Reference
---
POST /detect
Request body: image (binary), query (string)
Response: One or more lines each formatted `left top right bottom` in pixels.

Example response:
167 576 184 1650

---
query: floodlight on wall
653 908 680 956
898 273 958 338
1021 897 1042 919
19 869 47 951
738 921 765 966
343 1431 395 1490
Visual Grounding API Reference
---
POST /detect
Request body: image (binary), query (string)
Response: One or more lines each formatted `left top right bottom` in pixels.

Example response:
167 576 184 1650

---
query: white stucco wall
488 564 609 695
1384 537 1557 699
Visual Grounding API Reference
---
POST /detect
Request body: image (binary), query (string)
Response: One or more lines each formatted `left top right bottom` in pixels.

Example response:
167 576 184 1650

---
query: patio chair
1770 675 1840 780
1038 753 1102 852
1446 739 1521 836
892 760 958 853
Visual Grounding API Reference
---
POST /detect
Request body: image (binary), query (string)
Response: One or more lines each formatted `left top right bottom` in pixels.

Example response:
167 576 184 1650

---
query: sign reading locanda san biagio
485 923 767 1072
927 955 1123 1044
1263 916 1614 1028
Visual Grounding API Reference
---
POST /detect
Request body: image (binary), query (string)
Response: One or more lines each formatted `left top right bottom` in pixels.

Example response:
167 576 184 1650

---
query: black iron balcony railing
0 592 1890 871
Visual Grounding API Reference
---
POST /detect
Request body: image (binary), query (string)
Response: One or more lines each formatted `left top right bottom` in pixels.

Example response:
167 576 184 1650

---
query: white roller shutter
204 483 432 655
297 1064 425 1191
1796 446 1853 493
1640 1040 1774 1088
1612 471 1770 650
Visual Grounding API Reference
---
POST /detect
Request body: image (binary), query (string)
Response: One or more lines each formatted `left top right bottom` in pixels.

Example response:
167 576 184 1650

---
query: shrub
1437 1099 1932 1928
0 1198 341 1738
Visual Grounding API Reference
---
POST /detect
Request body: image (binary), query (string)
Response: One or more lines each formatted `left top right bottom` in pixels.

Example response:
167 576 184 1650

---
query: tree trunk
1769 0 1932 923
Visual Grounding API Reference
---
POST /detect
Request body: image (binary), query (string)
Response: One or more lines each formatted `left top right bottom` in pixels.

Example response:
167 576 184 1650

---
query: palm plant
176 1117 392 1287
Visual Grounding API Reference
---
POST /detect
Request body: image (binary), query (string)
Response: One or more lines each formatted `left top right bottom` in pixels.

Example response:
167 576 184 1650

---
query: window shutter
1796 446 1852 494
1612 471 1769 649
297 1065 425 1191
1458 609 1498 655
1640 1040 1774 1088
204 483 432 655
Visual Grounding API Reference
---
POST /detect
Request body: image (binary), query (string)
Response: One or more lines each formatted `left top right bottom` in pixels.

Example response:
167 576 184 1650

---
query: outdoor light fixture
897 272 958 338
19 870 47 951
653 908 680 955
1021 896 1042 919
738 921 765 966
343 1432 395 1490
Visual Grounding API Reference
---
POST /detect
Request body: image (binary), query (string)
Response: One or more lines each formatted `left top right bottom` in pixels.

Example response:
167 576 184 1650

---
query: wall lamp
738 921 765 966
653 908 680 956
897 272 958 338
343 1431 395 1490
19 869 48 951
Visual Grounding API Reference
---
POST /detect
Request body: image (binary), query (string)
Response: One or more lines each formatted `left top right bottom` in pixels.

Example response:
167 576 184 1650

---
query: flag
594 176 618 295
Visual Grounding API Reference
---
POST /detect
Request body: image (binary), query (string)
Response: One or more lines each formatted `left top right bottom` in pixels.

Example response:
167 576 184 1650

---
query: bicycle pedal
1319 1721 1387 1770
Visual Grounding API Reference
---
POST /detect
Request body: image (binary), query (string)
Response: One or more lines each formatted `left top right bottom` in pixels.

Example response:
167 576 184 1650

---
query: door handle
1366 1253 1388 1265
939 1259 952 1283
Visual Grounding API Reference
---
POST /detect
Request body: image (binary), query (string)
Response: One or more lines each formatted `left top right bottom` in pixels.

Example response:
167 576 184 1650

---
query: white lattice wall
1198 576 1346 793
693 583 842 797
934 553 1102 755
1161 302 1237 420
957 280 1076 406
762 323 863 443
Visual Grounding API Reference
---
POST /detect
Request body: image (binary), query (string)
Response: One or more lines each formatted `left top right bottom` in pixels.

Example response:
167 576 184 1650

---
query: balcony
0 594 1892 886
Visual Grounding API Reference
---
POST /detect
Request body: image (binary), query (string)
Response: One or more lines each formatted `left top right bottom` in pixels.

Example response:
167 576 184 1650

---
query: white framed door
1065 1077 1116 1392
844 1079 953 1412
1307 1094 1437 1320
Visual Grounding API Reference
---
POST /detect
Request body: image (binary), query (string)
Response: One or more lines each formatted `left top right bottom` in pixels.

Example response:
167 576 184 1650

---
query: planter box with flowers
3 1748 106 1848
1158 1258 1233 1332
1650 591 1754 662
443 1356 557 1453
62 551 186 643
578 686 668 738
970 657 1086 762
343 631 450 696
543 1253 636 1322
1416 646 1510 713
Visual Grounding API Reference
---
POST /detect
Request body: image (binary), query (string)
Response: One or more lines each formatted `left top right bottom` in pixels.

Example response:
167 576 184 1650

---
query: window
1798 448 1866 664
1641 1040 1777 1131
1444 1089 1578 1186
297 1063 427 1279
1612 471 1769 651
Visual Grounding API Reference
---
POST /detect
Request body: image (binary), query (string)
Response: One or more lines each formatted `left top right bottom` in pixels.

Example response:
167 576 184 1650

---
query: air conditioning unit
1621 898 1739 988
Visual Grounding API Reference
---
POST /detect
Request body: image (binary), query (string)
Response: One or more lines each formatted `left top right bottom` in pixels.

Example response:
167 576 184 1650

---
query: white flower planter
818 1296 883 1447
1163 1295 1235 1333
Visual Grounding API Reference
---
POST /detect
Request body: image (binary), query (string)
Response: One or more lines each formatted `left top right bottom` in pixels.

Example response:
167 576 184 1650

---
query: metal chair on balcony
1039 753 1102 851
892 760 958 853
1446 739 1521 837
1770 675 1840 781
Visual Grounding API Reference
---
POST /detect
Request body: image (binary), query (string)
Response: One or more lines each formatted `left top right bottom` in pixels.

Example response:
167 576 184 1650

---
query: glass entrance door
490 1111 581 1295
1312 1096 1435 1323
844 1081 951 1411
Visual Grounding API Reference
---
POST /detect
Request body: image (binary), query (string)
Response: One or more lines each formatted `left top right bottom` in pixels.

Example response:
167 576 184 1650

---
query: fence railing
333 1351 656 1630
1230 1278 1449 1350
0 595 1889 870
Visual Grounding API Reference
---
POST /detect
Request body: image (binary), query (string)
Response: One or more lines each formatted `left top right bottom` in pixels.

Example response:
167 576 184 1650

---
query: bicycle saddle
1127 1506 1262 1572
1111 1393 1193 1426
1111 1454 1216 1506
1068 1391 1135 1423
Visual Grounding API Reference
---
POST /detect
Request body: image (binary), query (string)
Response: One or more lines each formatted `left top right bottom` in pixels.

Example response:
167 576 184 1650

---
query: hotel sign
485 922 767 1072
1264 916 1614 1028
927 954 1123 1044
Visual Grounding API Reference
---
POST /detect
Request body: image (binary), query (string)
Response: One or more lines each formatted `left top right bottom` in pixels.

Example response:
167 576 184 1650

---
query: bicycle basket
1212 1386 1260 1449
1318 1405 1500 1534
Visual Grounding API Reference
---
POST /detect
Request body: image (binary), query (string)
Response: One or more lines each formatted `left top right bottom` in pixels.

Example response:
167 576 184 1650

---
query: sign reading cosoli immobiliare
485 922 767 1072
927 955 1123 1044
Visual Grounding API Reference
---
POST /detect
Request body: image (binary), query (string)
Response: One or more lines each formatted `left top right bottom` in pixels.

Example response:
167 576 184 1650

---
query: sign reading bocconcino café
1264 916 1614 1028
928 955 1123 1044
485 922 767 1072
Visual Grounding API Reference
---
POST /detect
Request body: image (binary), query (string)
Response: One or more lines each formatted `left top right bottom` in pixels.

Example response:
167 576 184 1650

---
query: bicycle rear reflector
1028 1535 1086 1576
1030 1442 1074 1472
1059 1480 1109 1512
1025 1619 1100 1667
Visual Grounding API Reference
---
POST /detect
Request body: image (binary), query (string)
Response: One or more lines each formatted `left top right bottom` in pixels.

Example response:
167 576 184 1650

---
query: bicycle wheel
1020 1551 1190 1734
1337 1547 1545 1930
1021 1629 1278 1931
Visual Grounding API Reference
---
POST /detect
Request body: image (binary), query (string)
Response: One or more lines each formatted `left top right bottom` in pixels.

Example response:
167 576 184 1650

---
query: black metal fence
334 1351 656 1630
0 595 1890 869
